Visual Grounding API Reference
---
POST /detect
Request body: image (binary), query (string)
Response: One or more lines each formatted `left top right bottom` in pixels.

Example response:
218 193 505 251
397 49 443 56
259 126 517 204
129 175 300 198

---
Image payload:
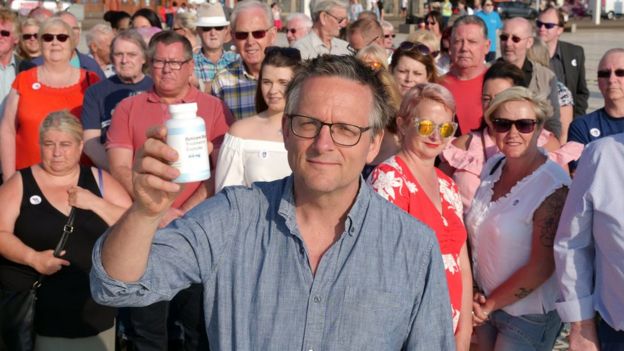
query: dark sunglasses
199 26 226 32
398 41 431 55
597 69 624 79
41 33 70 42
491 118 538 134
264 46 302 60
0 30 10 37
22 33 38 40
384 34 396 38
234 29 269 40
535 20 560 29
499 33 526 43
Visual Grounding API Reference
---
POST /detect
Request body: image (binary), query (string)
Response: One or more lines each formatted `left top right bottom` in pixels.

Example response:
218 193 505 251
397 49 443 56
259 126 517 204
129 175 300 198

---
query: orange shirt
12 68 99 170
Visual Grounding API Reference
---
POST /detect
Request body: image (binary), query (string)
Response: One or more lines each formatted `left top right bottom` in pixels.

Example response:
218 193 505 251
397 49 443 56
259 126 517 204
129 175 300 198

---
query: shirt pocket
335 286 410 350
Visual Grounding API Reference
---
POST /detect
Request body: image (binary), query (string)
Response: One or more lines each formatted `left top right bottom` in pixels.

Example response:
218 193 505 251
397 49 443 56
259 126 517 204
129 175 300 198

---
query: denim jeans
475 309 562 351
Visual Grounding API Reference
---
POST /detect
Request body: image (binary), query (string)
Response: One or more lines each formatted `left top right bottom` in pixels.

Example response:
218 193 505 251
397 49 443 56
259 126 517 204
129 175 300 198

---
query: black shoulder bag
0 208 76 351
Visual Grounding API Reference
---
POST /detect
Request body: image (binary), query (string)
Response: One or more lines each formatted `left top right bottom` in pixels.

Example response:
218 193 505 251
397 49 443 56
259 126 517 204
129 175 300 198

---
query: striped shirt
193 50 239 83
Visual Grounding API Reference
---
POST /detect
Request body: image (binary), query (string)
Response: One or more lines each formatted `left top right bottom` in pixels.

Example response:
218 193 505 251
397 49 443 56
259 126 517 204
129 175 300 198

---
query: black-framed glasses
22 33 38 40
41 33 70 42
536 20 560 29
151 58 191 70
287 114 372 147
0 30 11 37
412 119 457 139
198 26 227 32
499 33 527 43
264 46 302 60
233 28 271 40
491 118 538 134
324 11 347 25
597 69 624 79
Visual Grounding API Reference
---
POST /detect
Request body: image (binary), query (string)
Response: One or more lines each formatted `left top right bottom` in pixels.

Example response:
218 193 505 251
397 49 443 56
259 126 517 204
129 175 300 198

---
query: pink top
441 128 584 214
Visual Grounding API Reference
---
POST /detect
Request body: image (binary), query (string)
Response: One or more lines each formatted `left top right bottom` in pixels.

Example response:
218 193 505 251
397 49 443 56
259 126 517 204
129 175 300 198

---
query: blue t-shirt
476 10 502 53
567 107 624 169
81 75 153 143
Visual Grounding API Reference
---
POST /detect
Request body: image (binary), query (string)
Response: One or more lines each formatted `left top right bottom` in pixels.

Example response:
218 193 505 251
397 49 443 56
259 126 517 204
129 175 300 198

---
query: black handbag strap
33 207 76 288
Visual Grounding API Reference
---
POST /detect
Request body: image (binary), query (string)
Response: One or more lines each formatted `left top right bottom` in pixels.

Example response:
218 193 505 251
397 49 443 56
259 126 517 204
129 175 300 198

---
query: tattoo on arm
515 287 533 299
537 187 569 247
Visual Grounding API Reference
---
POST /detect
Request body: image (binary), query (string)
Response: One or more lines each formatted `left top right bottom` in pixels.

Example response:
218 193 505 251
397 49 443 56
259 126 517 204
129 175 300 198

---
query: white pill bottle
166 103 211 183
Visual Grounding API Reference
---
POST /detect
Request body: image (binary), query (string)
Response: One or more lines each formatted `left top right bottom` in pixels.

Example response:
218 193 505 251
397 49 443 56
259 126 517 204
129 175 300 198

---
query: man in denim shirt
91 55 455 350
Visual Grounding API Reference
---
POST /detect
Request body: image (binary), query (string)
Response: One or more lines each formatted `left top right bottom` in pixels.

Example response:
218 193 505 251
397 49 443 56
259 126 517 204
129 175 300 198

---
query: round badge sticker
589 128 601 138
32 82 41 90
30 195 42 205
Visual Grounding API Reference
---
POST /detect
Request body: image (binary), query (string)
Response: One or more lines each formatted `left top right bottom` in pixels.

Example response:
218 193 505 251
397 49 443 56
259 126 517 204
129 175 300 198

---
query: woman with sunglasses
215 47 302 191
466 87 569 351
17 18 41 61
390 41 438 97
0 18 100 182
368 83 473 351
424 10 445 41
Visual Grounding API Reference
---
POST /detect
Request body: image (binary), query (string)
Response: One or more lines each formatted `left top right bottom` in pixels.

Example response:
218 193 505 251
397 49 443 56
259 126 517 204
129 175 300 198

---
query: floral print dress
368 155 467 332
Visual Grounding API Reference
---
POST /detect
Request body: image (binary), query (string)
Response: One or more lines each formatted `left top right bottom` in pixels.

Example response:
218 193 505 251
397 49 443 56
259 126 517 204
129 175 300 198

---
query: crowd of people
0 0 622 350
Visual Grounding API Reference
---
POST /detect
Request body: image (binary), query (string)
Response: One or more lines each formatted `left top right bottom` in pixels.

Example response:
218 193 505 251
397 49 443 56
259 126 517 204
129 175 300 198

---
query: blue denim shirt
91 176 455 350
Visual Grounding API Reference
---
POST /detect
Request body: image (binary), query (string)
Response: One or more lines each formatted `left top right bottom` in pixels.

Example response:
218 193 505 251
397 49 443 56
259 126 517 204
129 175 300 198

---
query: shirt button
313 296 321 303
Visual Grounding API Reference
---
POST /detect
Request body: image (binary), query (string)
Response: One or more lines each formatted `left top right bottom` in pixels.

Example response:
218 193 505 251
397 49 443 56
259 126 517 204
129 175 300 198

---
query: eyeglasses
397 41 438 57
536 20 560 29
198 26 226 32
22 33 38 40
412 119 457 139
499 33 527 43
41 33 70 42
233 28 271 40
324 11 347 25
597 69 624 79
0 30 11 37
384 34 396 39
287 114 372 147
491 118 538 133
264 46 302 60
151 58 191 70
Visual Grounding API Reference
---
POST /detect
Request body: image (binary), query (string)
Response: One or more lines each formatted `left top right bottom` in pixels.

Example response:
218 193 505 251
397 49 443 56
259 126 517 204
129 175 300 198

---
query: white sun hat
195 1 230 27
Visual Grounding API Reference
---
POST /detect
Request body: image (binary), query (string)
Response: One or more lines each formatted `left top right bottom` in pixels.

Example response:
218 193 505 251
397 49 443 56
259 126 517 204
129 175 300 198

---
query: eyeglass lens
41 33 70 42
22 33 38 40
597 69 624 78
499 33 522 43
234 30 268 40
536 20 558 29
415 120 457 138
491 118 537 133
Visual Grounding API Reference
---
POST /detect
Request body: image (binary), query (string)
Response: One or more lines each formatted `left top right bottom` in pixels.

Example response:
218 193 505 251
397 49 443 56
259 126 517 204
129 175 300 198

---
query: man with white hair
292 0 351 59
86 23 115 77
286 12 312 46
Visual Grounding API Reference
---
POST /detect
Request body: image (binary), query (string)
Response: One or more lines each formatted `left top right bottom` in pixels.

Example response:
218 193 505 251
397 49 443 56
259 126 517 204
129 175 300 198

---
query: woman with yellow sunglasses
368 83 473 351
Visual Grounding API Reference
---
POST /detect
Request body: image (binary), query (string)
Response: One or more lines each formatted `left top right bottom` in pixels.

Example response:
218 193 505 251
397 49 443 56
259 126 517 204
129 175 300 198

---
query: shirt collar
146 84 200 103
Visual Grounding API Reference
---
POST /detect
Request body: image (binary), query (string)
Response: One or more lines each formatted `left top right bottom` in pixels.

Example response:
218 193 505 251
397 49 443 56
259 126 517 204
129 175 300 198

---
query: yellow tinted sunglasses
414 119 457 139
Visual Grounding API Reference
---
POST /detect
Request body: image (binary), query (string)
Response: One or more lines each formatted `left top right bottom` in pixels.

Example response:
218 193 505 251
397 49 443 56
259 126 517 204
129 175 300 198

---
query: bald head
500 17 534 68
504 17 533 37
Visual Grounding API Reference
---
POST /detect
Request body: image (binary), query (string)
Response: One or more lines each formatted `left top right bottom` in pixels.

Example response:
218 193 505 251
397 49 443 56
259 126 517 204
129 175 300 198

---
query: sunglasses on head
0 30 11 37
41 33 70 42
597 69 624 79
413 119 457 139
199 26 226 32
234 29 269 40
491 118 538 134
398 41 431 55
536 20 560 29
22 33 38 40
264 46 302 60
499 33 526 43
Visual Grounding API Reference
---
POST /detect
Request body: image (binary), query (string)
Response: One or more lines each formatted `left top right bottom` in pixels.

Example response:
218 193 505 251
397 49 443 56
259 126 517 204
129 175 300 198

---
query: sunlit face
397 98 454 161
382 27 394 50
537 9 563 45
41 24 73 63
283 76 382 196
112 38 146 83
392 56 429 96
233 8 276 68
198 25 230 51
132 15 152 29
425 16 441 36
19 24 40 57
491 100 541 159
286 18 309 45
93 32 114 65
500 19 533 67
150 42 193 97
482 77 514 110
0 20 17 58
322 6 348 37
450 23 490 70
597 52 624 104
40 129 83 175
261 65 294 113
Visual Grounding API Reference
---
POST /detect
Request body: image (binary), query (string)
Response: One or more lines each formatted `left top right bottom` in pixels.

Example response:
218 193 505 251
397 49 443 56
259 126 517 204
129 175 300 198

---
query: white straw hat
195 2 230 27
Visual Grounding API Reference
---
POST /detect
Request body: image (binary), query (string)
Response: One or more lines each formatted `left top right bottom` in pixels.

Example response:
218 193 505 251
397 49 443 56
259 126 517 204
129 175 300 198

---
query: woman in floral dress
368 83 472 351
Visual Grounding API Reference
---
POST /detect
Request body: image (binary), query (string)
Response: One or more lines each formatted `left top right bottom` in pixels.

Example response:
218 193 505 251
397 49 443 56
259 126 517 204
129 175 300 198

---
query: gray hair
111 29 149 70
284 55 391 136
286 12 313 29
484 86 552 126
310 0 348 22
452 15 488 40
175 12 198 31
381 20 394 32
86 23 114 48
231 0 272 30
39 110 83 144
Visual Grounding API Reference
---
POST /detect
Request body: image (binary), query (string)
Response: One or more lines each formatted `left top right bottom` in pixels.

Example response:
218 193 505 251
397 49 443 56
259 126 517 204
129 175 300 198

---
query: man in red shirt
441 15 490 134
